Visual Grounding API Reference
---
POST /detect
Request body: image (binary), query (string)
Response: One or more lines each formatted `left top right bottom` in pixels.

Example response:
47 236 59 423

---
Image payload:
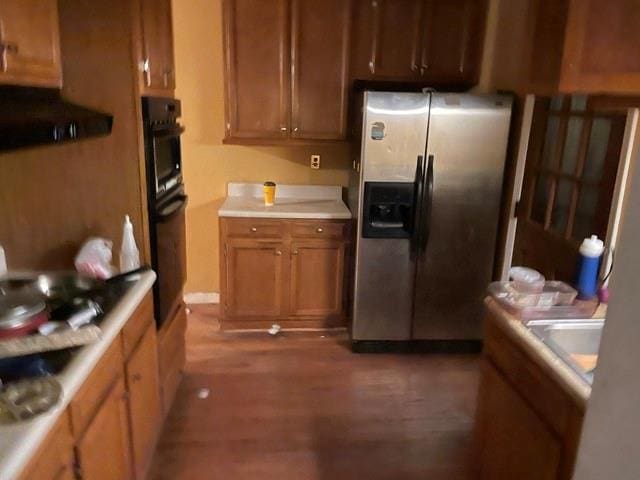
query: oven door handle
152 124 185 139
157 195 188 222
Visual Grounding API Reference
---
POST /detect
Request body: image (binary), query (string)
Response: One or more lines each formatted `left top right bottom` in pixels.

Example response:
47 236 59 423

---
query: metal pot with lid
0 292 48 339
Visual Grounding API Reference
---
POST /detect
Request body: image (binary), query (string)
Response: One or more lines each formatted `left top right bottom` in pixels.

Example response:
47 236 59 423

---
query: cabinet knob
316 227 324 233
280 127 288 132
293 127 299 133
250 227 257 232
293 250 299 255
275 250 282 256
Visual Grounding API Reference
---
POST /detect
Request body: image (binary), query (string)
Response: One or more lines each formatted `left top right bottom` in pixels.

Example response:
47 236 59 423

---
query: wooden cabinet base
220 218 351 330
473 305 585 479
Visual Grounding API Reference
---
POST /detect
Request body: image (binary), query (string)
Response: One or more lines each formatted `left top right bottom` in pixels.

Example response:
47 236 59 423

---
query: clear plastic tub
488 281 595 320
489 281 577 308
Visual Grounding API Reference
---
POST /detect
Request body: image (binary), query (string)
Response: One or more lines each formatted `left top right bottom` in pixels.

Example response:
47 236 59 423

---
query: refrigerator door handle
419 154 434 256
411 155 426 259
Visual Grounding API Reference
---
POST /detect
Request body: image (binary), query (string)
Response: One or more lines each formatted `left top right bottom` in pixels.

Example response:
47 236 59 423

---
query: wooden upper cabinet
290 0 351 140
224 238 287 318
139 0 175 95
420 0 487 84
351 0 423 81
126 323 161 480
289 240 345 317
350 0 486 86
560 0 640 93
223 0 351 142
0 0 62 88
223 0 289 140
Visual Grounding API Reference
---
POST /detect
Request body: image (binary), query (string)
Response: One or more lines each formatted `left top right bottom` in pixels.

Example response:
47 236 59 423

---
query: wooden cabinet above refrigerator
350 0 488 87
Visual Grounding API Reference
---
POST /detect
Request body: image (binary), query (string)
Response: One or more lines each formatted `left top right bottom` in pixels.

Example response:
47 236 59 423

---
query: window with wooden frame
522 95 626 242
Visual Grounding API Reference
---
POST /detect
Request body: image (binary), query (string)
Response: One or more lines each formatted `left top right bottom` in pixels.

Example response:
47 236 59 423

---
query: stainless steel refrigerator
349 91 512 346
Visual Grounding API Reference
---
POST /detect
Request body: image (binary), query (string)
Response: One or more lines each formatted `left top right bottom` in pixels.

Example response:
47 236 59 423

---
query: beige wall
172 0 352 294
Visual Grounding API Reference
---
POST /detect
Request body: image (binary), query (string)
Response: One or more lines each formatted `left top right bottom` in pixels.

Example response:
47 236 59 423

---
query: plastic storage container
488 281 593 320
509 266 545 293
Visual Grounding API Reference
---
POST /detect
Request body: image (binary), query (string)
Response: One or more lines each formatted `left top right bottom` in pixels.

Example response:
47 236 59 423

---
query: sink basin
527 319 604 384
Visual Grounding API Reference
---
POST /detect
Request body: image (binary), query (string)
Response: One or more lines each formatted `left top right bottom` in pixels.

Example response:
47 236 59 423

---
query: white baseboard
183 292 219 304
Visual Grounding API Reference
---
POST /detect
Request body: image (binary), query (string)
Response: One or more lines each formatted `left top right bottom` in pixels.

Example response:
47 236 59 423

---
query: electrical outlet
311 154 321 169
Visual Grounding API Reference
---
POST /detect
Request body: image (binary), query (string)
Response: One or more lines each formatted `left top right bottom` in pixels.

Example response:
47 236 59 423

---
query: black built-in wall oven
142 96 188 328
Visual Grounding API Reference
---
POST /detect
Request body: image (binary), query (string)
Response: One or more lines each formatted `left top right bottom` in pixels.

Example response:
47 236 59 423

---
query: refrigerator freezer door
412 94 513 340
352 92 431 341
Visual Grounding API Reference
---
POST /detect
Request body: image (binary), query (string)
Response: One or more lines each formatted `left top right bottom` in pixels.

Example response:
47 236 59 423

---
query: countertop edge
0 271 156 480
218 210 353 220
484 298 591 409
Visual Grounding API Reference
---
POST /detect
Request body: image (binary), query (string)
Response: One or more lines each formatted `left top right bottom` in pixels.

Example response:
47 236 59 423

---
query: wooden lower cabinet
126 322 162 479
76 377 133 480
224 238 286 318
475 360 562 480
18 411 74 480
220 218 350 328
290 240 345 317
473 304 586 480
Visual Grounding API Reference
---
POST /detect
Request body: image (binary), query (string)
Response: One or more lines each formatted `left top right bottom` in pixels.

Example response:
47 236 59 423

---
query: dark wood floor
149 305 480 479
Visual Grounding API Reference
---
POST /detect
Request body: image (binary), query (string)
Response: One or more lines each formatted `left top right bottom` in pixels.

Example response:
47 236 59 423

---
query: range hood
0 86 113 152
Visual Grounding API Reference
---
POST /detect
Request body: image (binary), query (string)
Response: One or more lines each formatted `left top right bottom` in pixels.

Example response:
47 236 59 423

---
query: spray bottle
119 215 140 273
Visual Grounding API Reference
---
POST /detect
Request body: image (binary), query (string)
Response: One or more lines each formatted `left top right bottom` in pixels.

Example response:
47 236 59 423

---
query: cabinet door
224 238 286 318
290 240 345 317
76 378 133 480
474 360 562 480
139 0 175 93
18 411 74 480
419 0 486 84
126 322 161 480
290 0 350 140
351 0 423 80
223 0 289 140
560 0 640 93
0 0 62 87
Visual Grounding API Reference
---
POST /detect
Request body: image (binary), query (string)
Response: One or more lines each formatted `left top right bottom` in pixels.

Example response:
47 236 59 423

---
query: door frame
500 95 639 281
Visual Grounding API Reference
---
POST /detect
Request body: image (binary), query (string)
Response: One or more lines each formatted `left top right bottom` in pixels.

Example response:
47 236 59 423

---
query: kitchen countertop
0 270 156 480
218 183 352 219
485 298 593 408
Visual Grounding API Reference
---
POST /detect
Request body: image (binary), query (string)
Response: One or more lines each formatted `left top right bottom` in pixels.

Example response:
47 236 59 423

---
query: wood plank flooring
149 305 480 479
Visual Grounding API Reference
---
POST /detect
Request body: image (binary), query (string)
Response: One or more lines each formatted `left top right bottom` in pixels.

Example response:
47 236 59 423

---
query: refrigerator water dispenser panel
362 182 415 238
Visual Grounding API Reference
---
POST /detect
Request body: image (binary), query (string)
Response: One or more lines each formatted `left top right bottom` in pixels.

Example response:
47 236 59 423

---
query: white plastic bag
74 238 115 279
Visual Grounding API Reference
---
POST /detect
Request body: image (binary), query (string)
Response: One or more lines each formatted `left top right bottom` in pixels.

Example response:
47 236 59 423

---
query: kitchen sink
526 319 604 384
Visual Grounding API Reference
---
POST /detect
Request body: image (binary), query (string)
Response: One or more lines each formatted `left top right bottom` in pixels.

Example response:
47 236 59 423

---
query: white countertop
218 183 352 219
0 270 156 480
485 298 592 408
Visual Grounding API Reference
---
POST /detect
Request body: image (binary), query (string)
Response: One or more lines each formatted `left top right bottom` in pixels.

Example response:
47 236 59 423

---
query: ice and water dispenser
362 182 415 238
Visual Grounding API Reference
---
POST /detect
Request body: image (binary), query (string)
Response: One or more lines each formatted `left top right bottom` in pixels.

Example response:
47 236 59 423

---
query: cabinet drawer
224 218 286 238
70 338 124 437
291 220 347 239
18 410 74 480
122 294 154 358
